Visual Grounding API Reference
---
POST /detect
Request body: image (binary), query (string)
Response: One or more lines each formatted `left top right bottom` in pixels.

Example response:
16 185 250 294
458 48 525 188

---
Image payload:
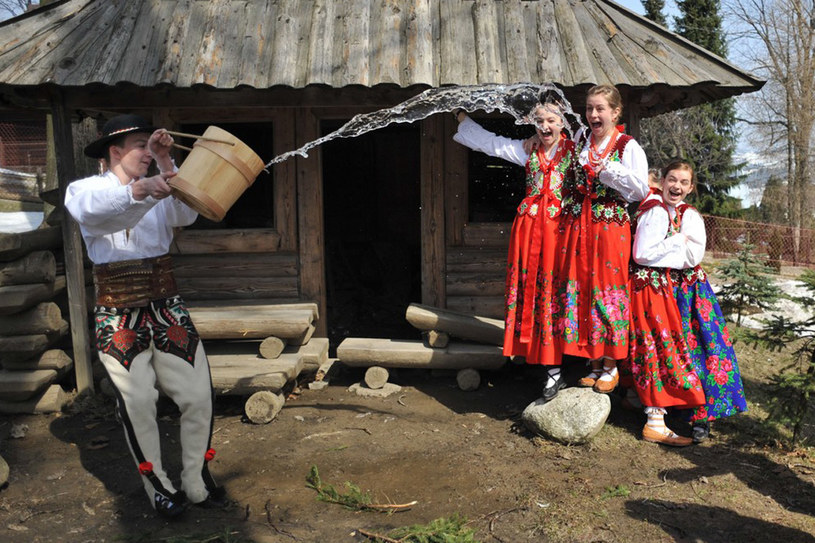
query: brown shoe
642 425 693 447
593 371 619 394
577 374 598 387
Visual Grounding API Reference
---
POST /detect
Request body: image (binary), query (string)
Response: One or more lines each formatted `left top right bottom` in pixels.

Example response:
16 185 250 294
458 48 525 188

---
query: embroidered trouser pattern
95 296 216 505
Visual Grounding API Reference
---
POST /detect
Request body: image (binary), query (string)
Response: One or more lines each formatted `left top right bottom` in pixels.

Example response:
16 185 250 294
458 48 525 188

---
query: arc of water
264 83 586 167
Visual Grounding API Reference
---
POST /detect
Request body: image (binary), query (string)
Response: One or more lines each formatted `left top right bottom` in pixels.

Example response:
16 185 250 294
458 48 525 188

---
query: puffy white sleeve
633 205 698 269
678 207 707 268
64 177 157 236
597 138 650 203
452 116 529 167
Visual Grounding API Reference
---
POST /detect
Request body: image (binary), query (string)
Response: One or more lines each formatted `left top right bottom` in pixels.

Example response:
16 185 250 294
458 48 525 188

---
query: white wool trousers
94 296 216 506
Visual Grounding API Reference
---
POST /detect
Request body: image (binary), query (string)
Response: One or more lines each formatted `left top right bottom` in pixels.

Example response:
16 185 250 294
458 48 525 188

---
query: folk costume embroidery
625 195 705 408
671 203 748 421
505 136 576 364
95 296 200 369
552 130 636 359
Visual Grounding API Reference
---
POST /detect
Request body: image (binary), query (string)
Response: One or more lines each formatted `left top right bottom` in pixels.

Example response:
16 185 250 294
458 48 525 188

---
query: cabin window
180 122 274 229
466 117 534 223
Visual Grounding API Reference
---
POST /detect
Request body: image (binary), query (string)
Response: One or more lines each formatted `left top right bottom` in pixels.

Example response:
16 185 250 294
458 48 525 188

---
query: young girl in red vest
627 159 707 446
453 101 577 401
552 85 650 394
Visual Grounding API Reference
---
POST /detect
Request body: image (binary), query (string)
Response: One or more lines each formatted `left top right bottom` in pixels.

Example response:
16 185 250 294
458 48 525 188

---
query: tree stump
364 366 390 390
456 368 480 391
244 390 285 424
259 336 287 359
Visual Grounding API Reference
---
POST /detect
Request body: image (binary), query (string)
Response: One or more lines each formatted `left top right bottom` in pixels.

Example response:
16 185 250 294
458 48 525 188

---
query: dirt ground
1 340 815 543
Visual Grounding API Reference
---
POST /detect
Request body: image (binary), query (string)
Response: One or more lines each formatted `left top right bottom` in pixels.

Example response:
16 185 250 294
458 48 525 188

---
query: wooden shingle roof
0 0 763 115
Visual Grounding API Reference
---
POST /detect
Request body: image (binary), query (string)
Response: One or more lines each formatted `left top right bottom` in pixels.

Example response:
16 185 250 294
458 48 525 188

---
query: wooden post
51 92 94 395
295 108 327 337
420 115 446 308
444 114 468 247
274 109 298 251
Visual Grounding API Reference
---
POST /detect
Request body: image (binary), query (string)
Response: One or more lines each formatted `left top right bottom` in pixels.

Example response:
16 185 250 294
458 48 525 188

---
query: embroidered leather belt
93 254 179 308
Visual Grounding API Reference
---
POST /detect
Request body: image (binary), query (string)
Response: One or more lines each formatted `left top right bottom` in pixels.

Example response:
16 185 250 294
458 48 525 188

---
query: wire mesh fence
0 119 48 174
703 214 815 271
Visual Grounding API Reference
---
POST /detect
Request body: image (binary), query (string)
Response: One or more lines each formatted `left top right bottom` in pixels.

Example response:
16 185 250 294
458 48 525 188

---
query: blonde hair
586 85 623 123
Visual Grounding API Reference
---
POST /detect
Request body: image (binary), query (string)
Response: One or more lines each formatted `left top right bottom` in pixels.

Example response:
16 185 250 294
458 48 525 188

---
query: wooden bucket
169 126 265 222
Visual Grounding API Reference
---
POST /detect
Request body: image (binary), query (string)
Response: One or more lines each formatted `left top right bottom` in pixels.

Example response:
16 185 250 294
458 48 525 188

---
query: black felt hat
83 114 156 159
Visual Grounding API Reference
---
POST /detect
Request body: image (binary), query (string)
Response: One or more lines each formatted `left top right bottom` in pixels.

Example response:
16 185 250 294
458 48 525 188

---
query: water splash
264 83 585 167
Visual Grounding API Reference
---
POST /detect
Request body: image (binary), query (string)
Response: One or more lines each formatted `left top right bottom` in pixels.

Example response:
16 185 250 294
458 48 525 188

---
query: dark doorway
321 121 422 347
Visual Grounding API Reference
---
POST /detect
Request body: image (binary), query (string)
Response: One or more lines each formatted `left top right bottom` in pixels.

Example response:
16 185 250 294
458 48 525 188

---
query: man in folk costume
65 114 226 517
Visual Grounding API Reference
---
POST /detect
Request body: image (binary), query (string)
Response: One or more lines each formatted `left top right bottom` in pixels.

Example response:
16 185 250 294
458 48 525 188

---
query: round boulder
522 387 611 444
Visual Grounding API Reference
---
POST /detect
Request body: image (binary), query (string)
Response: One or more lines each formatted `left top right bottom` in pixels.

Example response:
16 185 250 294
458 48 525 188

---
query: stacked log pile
185 300 328 423
336 303 506 391
0 227 72 413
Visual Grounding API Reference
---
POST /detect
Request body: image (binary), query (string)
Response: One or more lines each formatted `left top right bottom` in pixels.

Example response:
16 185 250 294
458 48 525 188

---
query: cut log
456 368 481 391
364 366 389 389
0 384 70 414
314 358 339 382
287 323 315 346
422 330 449 349
405 303 504 346
244 390 285 424
188 307 313 340
0 302 63 336
0 369 58 401
0 321 69 364
187 300 319 322
286 337 329 372
0 226 62 262
208 352 303 395
1 348 73 373
259 336 287 359
0 275 66 315
0 251 56 286
337 338 507 370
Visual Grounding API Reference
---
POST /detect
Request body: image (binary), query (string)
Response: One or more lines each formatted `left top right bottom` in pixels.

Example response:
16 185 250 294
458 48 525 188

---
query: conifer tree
717 243 780 325
640 0 741 215
642 0 667 26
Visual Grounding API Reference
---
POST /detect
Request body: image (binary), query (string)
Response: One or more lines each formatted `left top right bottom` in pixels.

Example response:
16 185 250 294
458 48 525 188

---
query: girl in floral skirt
627 159 707 446
667 161 748 442
453 101 577 401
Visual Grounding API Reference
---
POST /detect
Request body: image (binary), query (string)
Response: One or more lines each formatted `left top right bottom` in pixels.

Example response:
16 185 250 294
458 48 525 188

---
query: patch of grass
360 514 479 543
601 484 630 499
305 465 373 511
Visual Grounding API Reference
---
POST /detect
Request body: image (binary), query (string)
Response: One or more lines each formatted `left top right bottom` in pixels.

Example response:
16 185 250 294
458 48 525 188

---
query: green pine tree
641 0 741 214
642 0 667 26
717 243 780 325
748 269 815 447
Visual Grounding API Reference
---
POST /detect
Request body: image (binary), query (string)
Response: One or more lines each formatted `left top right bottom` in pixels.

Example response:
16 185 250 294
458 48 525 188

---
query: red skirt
551 202 631 360
503 197 562 365
624 267 705 408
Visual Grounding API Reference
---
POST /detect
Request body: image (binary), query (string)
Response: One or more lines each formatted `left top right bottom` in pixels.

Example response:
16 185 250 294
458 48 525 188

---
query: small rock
0 454 9 487
308 380 329 391
348 382 402 398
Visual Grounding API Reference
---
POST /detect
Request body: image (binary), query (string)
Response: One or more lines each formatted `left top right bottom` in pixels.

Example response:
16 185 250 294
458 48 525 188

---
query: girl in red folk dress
627 160 707 446
552 85 650 394
453 103 577 401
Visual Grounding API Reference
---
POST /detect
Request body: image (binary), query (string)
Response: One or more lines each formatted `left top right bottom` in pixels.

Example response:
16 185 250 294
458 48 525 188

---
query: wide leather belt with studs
93 254 179 308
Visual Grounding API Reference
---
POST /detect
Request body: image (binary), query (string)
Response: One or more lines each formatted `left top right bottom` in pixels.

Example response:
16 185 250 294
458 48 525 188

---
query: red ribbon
138 461 154 475
204 448 216 462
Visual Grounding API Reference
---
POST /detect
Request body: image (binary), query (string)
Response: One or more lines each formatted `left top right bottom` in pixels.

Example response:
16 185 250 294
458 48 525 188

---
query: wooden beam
295 107 327 337
336 338 506 370
405 303 505 346
274 109 298 251
420 115 446 308
444 114 468 247
51 91 93 395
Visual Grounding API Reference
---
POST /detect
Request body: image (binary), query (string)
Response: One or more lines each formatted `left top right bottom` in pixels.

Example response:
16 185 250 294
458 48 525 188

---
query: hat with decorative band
84 114 156 159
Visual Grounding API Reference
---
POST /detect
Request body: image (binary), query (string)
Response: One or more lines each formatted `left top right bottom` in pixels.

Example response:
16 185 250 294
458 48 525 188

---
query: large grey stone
0 454 8 488
522 387 611 444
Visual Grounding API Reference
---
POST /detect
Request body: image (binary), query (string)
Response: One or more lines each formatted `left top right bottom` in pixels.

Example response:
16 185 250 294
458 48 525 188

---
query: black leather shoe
542 375 566 402
155 490 189 519
194 486 230 509
692 421 710 443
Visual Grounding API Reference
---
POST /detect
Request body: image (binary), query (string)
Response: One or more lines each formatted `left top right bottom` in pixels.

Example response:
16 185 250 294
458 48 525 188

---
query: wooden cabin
0 0 763 392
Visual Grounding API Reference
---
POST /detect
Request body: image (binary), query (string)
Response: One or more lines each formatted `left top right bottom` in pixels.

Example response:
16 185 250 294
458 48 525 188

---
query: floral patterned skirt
673 274 748 421
503 203 561 365
551 210 631 360
624 268 705 408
